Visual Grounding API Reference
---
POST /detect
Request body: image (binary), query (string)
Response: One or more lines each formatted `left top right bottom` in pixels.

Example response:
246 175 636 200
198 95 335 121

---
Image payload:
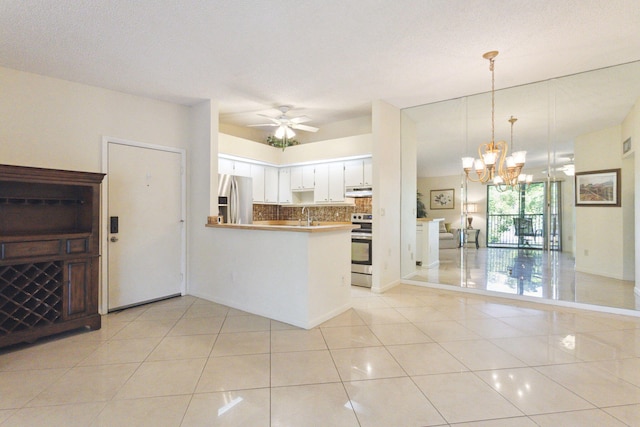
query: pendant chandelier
462 51 527 187
496 115 533 192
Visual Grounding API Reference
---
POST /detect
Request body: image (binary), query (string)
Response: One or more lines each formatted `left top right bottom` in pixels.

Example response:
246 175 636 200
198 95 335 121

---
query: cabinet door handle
110 236 119 242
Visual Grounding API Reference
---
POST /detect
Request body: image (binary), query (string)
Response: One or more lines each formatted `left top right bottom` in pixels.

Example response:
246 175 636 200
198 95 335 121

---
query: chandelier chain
490 57 495 144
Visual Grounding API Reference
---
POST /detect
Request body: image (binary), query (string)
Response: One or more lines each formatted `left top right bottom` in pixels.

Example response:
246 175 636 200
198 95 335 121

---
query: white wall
622 153 635 281
0 66 191 171
575 125 629 279
219 122 268 142
0 66 194 311
219 132 372 166
620 101 640 286
187 100 221 298
623 98 640 293
280 134 372 164
219 133 281 165
401 113 418 278
189 227 351 329
372 100 401 292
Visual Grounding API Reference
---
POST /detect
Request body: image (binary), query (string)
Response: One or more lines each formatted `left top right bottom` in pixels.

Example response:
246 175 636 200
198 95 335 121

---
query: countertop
206 219 356 233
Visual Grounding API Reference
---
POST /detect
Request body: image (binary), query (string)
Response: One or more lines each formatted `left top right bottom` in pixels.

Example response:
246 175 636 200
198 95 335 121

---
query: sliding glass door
486 182 553 249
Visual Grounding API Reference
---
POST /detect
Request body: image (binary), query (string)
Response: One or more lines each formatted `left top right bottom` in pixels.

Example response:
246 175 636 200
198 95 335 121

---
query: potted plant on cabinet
267 135 299 151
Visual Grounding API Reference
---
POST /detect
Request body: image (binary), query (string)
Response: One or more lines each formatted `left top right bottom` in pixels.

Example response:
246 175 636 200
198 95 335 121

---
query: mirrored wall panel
402 60 640 311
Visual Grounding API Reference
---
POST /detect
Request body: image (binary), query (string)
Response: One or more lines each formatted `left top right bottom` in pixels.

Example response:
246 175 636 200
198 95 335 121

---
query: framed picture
430 188 455 210
575 169 621 207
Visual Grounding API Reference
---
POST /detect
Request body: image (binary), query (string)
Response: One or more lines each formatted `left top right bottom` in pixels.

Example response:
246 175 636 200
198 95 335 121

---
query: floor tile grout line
599 403 640 426
322 308 365 426
84 296 197 414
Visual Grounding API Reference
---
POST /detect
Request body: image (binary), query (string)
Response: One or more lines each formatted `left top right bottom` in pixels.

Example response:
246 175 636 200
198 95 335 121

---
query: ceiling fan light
274 126 285 139
285 127 296 139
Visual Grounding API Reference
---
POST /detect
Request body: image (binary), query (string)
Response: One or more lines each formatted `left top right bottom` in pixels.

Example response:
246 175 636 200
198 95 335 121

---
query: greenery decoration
417 191 427 218
267 135 299 150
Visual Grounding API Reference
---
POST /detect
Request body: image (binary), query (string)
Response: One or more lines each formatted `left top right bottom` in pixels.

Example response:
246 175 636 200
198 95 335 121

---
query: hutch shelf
0 164 104 347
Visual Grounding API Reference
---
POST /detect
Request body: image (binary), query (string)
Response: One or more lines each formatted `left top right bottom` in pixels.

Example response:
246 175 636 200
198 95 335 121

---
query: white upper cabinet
250 164 265 203
278 168 292 204
218 158 234 175
219 151 369 206
218 158 251 177
264 166 279 203
363 158 372 186
314 162 345 203
328 163 345 202
233 161 252 177
344 158 372 187
290 165 315 191
314 164 329 203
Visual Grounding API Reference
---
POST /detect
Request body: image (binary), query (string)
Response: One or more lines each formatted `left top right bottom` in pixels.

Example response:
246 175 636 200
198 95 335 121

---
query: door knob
110 236 119 242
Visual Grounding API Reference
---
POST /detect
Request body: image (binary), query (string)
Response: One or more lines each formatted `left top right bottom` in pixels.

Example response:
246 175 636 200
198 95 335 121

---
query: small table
458 228 480 249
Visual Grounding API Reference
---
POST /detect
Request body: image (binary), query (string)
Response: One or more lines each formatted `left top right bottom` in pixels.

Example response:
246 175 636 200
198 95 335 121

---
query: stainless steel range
351 213 372 288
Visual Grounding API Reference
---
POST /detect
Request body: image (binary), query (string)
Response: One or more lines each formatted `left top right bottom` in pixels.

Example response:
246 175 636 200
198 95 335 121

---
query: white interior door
107 142 184 311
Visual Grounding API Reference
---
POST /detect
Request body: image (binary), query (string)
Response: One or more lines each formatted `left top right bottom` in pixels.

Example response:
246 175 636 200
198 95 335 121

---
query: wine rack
0 262 63 334
0 164 104 347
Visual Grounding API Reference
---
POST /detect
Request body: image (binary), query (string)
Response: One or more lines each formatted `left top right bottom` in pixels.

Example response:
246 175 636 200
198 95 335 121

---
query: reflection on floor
407 248 640 312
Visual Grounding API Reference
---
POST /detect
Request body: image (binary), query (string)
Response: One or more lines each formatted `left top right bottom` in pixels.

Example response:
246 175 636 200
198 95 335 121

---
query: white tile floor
2 285 640 426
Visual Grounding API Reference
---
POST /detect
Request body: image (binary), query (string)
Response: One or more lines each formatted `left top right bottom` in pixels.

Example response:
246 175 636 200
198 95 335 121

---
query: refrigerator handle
230 177 239 223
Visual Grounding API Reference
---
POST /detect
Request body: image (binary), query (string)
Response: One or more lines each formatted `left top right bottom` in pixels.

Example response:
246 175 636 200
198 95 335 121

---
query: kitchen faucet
302 206 312 226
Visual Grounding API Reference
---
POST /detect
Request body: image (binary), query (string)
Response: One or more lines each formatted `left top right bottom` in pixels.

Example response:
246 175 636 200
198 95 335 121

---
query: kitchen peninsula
205 219 355 329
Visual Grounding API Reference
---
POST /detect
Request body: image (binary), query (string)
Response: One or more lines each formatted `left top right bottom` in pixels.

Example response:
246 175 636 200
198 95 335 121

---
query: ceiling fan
249 106 319 138
557 155 575 176
541 155 575 176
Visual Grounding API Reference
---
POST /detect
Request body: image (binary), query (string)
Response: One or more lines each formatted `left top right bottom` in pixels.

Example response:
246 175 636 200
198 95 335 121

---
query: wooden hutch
0 164 104 347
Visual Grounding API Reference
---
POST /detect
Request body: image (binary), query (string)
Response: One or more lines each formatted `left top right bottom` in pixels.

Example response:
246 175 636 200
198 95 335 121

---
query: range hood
345 186 373 198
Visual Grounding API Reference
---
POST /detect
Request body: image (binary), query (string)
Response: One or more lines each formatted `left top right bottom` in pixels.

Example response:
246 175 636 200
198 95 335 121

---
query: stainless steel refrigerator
218 174 253 224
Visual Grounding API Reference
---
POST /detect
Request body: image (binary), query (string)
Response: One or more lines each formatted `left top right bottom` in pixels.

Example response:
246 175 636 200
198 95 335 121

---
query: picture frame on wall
575 168 621 207
430 188 455 210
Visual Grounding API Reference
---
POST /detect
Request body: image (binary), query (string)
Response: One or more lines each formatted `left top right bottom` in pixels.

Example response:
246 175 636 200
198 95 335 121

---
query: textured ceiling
1 0 639 172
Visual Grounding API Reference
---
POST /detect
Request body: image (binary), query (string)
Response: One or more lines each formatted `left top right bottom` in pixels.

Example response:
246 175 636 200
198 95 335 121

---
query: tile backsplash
253 197 372 222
